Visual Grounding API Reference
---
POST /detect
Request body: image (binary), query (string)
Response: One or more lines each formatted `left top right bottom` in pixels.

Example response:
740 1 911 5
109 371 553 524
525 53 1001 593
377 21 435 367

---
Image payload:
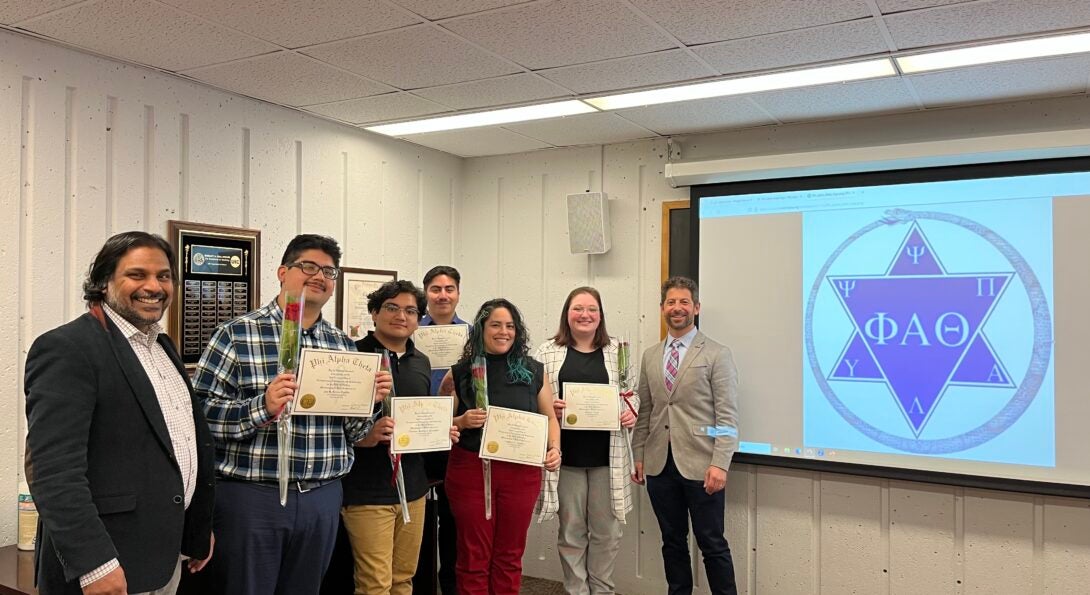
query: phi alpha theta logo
803 205 1054 458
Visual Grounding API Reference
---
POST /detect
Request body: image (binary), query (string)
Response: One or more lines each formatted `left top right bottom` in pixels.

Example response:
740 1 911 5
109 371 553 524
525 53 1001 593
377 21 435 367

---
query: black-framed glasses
381 303 420 317
286 261 340 280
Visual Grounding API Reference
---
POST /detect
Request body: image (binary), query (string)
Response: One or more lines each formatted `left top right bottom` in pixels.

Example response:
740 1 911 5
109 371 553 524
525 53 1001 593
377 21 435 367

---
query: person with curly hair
442 299 561 595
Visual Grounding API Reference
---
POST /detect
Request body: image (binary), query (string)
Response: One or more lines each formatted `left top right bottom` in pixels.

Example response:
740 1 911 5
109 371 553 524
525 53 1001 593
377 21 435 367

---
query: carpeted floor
520 576 567 594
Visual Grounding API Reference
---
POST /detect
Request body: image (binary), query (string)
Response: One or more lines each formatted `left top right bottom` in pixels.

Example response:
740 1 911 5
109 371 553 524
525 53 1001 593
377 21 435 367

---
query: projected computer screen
694 158 1090 490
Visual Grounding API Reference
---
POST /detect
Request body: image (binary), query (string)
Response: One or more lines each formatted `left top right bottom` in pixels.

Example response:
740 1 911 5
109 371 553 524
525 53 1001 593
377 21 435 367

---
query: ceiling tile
751 78 919 123
302 25 519 89
538 49 714 95
876 0 974 13
505 112 656 146
627 0 872 45
398 126 551 157
0 0 83 24
884 0 1090 49
158 0 421 48
303 93 450 124
389 0 532 20
21 0 277 71
442 0 674 69
693 20 888 76
181 52 394 106
413 74 570 110
908 54 1090 108
616 96 776 135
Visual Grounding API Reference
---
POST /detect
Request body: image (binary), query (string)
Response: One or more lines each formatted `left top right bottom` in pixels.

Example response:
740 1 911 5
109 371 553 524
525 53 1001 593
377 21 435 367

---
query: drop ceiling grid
179 51 396 107
2 0 1089 158
0 0 87 24
15 0 281 72
439 0 676 70
154 0 423 49
882 0 1090 49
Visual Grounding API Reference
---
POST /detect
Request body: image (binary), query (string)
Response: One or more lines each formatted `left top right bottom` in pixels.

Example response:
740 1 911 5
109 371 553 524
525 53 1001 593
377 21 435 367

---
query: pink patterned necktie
665 338 681 392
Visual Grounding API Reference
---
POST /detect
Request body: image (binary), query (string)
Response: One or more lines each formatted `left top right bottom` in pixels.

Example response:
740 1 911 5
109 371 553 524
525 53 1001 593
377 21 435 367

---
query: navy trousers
646 448 737 595
211 479 343 595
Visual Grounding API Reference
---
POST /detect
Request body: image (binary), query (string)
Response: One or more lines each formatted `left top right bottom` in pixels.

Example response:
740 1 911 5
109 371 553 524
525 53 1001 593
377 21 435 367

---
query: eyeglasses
381 303 420 317
286 261 340 280
570 306 600 315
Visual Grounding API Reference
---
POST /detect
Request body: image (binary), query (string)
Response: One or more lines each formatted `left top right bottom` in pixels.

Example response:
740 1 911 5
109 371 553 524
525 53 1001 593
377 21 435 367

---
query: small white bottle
17 480 37 551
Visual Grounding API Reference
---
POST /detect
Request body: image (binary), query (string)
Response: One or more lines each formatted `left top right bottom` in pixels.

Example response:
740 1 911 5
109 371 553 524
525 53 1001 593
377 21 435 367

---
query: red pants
446 445 542 595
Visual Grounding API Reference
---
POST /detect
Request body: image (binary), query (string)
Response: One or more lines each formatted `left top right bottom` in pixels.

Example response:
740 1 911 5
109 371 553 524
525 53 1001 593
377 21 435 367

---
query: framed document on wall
167 220 261 368
336 267 397 342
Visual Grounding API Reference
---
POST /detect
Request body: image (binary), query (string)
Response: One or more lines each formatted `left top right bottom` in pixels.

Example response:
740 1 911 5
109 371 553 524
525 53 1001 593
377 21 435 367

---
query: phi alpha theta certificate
478 406 548 467
292 348 380 417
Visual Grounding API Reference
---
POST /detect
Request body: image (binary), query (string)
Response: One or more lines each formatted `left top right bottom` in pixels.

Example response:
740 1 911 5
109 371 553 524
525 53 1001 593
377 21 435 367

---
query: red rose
284 302 302 322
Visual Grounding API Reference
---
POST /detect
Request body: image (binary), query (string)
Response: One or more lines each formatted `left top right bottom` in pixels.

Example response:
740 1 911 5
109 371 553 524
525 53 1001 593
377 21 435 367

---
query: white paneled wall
460 96 1090 594
5 22 1090 595
0 29 461 542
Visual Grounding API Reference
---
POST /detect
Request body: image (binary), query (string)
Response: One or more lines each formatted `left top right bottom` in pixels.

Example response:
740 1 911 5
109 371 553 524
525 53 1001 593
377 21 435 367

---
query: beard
106 289 168 331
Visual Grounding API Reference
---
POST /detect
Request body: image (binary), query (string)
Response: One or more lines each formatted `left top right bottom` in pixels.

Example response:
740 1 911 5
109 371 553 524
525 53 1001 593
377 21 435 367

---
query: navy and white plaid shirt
193 299 371 482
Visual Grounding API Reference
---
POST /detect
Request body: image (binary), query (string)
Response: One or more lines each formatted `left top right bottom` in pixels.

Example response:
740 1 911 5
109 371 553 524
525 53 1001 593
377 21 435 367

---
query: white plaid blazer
532 338 638 523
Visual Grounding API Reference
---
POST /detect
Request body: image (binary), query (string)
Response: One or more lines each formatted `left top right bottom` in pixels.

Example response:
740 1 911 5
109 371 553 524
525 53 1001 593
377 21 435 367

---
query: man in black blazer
24 232 215 595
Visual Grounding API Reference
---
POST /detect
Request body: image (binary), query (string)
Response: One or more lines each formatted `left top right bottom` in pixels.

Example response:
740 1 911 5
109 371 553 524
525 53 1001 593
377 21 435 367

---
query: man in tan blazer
632 276 739 595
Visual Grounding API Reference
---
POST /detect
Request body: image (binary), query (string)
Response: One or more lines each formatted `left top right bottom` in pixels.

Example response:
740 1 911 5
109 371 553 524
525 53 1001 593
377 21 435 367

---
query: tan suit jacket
632 330 739 481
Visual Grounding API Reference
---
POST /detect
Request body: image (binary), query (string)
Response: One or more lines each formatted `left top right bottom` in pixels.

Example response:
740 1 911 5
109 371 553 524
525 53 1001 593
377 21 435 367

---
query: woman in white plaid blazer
532 286 638 595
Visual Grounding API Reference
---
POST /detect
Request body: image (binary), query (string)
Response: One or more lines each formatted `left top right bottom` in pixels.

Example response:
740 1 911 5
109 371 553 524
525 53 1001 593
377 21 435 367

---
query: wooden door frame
660 199 691 339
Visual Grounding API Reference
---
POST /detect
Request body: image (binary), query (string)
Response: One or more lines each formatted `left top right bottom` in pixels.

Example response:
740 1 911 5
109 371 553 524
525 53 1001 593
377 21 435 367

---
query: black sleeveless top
451 352 545 453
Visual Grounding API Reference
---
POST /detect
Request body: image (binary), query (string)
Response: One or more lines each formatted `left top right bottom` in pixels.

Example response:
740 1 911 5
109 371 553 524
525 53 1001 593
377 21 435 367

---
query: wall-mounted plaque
335 267 397 342
167 220 261 368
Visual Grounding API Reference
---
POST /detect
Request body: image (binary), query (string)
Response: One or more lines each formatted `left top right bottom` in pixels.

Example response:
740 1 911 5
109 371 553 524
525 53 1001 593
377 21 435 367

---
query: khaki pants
342 496 427 595
557 466 623 595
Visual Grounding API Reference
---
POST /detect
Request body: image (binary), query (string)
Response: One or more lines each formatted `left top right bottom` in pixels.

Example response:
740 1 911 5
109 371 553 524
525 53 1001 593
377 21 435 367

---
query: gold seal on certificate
390 396 455 454
291 348 380 417
412 324 469 369
561 383 620 431
478 406 549 467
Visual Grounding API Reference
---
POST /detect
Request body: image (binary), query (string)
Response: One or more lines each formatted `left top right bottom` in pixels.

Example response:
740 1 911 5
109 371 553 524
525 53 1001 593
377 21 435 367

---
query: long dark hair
82 232 175 306
551 286 610 349
459 298 534 384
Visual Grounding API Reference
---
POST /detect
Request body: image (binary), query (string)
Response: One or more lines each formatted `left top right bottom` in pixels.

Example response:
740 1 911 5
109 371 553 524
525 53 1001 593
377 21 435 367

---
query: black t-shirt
452 353 544 453
342 333 432 505
558 348 610 468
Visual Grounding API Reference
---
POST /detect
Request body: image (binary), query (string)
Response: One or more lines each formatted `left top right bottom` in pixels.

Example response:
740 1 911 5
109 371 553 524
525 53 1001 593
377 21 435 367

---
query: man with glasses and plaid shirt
192 234 391 595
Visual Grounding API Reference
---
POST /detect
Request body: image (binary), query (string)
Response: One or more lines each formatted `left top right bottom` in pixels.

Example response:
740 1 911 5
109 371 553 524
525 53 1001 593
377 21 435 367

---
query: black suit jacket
24 307 215 594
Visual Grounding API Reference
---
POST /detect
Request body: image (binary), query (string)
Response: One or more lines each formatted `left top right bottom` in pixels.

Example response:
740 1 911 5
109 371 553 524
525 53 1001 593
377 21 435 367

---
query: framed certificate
335 267 397 342
166 220 260 368
413 324 470 369
391 396 455 454
561 383 620 431
292 348 381 417
479 406 549 467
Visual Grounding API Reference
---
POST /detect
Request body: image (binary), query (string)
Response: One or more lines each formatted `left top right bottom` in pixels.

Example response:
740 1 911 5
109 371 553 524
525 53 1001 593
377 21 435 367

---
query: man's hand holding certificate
413 325 469 369
561 382 621 431
391 396 456 454
292 348 381 416
478 406 549 467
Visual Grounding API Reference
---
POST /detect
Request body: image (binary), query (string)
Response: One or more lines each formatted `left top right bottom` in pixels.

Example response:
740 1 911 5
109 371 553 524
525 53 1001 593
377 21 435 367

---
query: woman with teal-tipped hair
441 298 562 595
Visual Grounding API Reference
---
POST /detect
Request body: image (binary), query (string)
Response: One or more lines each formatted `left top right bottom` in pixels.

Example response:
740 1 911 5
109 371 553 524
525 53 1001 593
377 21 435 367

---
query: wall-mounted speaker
566 192 611 254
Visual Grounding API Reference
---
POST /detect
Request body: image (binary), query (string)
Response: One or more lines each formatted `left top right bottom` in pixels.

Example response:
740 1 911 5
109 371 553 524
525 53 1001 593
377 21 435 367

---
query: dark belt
218 475 338 494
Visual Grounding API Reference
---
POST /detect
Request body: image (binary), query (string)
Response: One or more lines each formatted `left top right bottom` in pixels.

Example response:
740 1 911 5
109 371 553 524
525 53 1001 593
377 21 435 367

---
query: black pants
646 448 737 595
435 483 458 594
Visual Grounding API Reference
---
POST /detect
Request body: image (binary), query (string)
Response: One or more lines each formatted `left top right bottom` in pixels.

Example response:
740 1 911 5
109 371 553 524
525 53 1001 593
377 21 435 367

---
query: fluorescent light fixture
896 31 1090 74
584 58 896 111
365 100 597 136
